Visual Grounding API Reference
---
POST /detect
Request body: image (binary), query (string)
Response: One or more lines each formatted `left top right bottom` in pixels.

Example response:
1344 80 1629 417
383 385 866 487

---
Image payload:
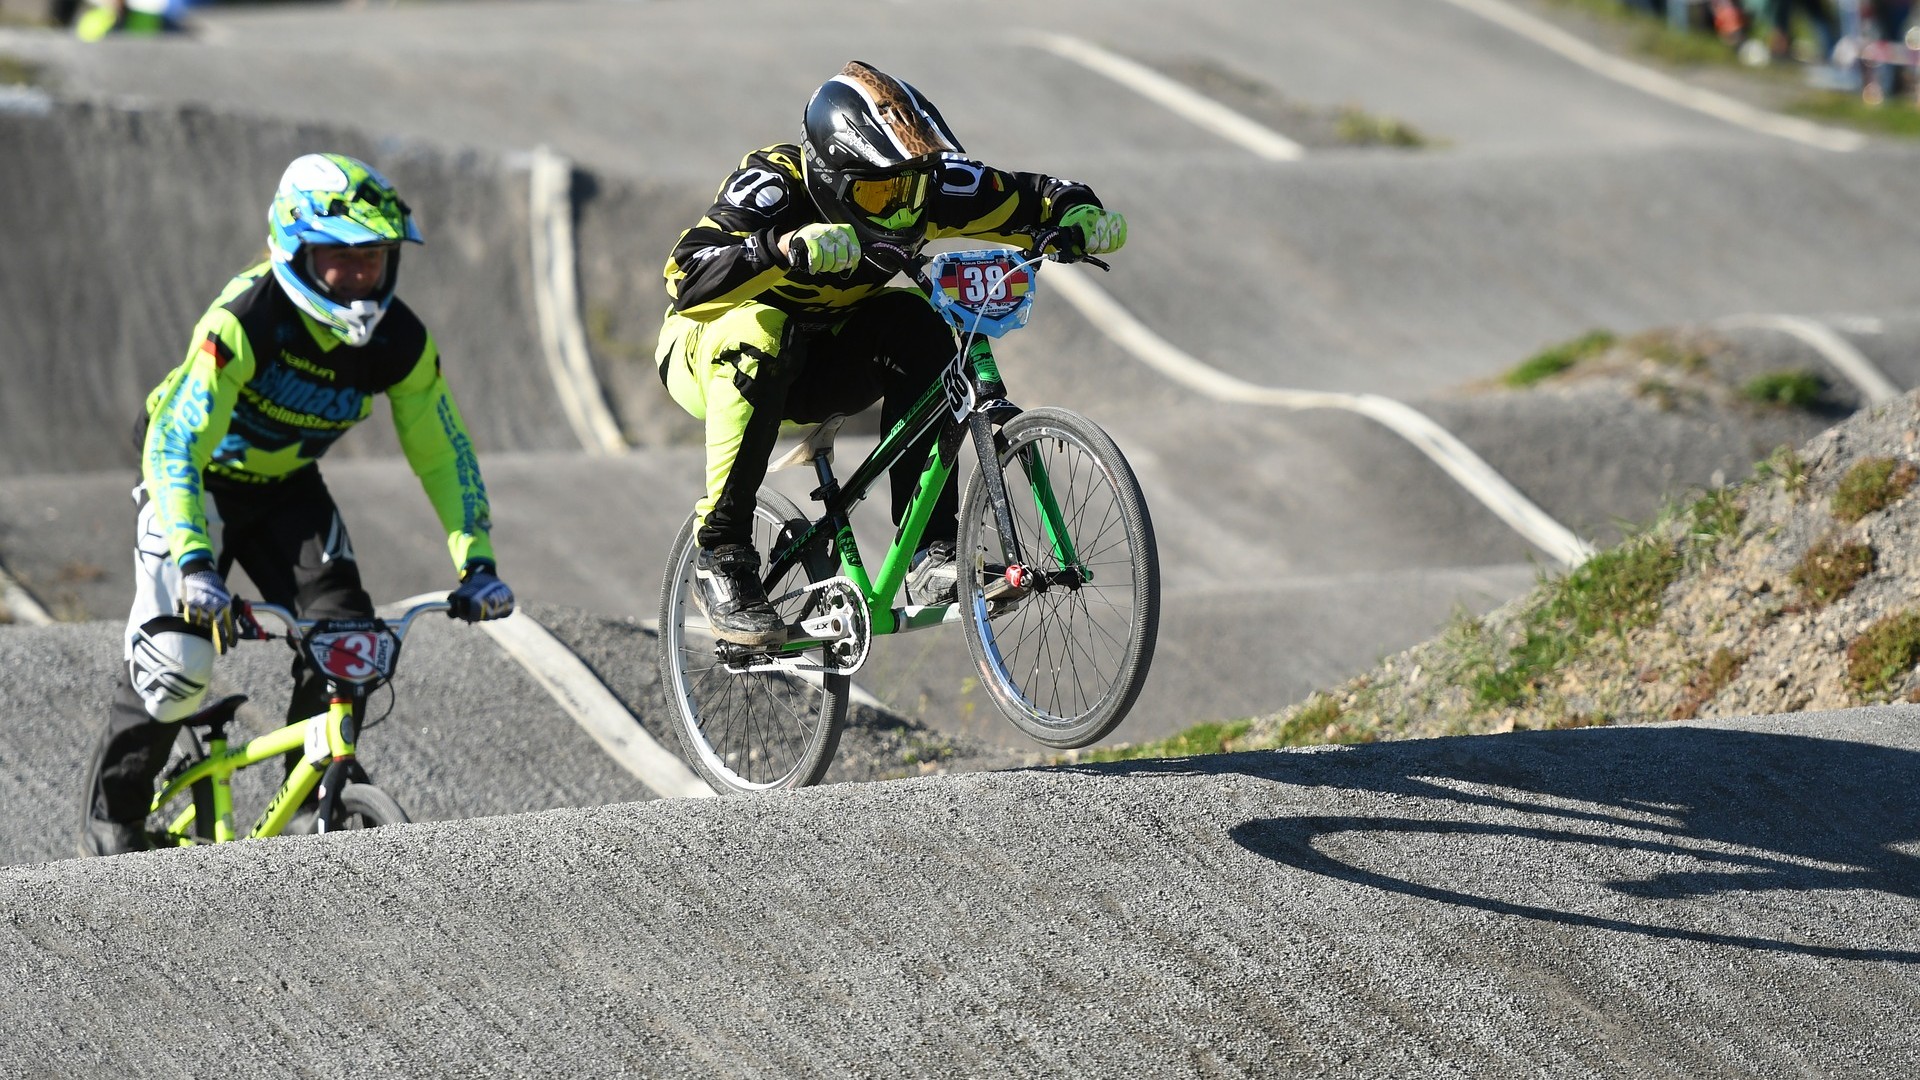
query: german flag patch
199 334 235 369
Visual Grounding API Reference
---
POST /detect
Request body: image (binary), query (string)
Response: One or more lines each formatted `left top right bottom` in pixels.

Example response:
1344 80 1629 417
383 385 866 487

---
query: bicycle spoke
661 495 848 792
962 409 1158 747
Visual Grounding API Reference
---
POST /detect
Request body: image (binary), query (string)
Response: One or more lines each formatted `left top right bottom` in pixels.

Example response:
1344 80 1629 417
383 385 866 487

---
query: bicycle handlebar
235 597 451 643
884 225 1110 284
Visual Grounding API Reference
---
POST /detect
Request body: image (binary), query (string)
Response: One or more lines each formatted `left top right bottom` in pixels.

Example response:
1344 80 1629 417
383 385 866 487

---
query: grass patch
1742 370 1827 409
1670 647 1747 720
1472 627 1575 707
1635 377 1684 410
0 56 41 87
1472 522 1692 709
1072 718 1254 762
1755 445 1808 496
1627 330 1711 374
1335 106 1428 148
1686 487 1744 551
1269 693 1379 747
1788 93 1920 139
1457 490 1729 712
1791 536 1874 606
899 737 956 767
1503 329 1616 387
1831 456 1918 523
1847 608 1920 696
1547 535 1684 639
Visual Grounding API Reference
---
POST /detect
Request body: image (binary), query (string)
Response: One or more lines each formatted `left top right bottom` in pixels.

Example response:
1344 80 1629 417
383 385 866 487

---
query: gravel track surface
3 708 1915 1077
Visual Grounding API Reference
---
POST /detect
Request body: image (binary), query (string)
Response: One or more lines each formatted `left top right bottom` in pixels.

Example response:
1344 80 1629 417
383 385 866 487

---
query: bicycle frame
149 598 444 845
761 246 1091 648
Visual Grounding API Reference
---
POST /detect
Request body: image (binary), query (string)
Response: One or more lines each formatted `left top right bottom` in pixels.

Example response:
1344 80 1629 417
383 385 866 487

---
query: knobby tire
659 490 849 793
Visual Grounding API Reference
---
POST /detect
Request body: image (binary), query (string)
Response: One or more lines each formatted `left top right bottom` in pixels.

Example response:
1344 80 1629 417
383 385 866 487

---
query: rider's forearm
927 168 1101 248
664 223 789 318
389 347 496 572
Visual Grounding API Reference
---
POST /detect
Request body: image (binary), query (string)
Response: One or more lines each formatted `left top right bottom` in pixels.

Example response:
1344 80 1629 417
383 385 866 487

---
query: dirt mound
1246 388 1920 745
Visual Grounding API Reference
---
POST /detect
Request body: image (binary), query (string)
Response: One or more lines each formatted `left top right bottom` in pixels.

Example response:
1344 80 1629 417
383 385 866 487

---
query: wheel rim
665 509 836 790
971 427 1145 730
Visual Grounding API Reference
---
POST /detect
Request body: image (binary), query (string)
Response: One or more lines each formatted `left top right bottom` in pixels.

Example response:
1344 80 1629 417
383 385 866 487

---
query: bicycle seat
178 694 249 730
772 415 846 471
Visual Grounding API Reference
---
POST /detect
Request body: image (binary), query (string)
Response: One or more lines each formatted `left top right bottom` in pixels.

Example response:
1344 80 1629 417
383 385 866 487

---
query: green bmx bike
140 596 448 846
659 234 1160 794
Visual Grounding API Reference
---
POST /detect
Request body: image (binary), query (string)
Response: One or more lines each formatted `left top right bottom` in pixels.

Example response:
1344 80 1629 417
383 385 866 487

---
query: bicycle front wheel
658 490 849 793
331 783 409 830
959 407 1160 749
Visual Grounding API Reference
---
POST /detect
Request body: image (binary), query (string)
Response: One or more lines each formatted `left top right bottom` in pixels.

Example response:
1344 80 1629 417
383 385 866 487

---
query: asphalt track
3 0 1920 1072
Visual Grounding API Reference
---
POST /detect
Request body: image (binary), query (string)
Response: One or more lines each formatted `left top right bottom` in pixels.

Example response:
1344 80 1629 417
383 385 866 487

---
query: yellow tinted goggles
847 171 929 219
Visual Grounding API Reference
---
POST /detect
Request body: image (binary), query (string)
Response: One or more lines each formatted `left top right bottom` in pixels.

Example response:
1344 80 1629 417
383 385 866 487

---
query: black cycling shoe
78 816 153 858
906 540 959 607
696 544 787 647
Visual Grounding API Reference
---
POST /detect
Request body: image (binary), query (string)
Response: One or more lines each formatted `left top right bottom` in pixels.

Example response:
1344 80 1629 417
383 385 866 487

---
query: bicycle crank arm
798 611 851 641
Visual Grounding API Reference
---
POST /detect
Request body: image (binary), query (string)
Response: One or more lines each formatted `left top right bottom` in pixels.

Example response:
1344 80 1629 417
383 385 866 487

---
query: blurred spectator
1831 0 1915 101
1865 0 1915 101
1754 0 1841 60
74 0 186 40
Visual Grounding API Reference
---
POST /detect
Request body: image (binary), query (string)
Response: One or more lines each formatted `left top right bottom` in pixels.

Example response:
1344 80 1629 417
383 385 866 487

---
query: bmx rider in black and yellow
657 60 1129 646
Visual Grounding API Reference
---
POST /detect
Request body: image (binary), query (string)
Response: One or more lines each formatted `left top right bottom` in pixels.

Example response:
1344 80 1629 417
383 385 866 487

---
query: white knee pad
128 626 214 723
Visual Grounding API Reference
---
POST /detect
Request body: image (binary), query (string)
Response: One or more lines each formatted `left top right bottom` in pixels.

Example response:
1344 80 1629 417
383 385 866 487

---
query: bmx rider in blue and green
79 154 517 857
657 60 1129 646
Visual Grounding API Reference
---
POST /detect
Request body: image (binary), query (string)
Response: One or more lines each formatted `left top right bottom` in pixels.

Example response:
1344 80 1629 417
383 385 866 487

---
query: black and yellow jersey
140 264 495 571
663 143 1099 321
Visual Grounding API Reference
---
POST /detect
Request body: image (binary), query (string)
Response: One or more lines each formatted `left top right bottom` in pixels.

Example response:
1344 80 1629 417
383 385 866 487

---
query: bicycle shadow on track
1061 722 1920 963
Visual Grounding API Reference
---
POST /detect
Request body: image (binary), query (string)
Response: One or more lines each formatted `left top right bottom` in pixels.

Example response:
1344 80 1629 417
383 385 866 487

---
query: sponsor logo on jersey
246 362 368 425
277 350 338 381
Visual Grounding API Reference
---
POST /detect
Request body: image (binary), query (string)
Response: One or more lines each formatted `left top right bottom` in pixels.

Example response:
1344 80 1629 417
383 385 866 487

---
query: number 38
960 263 1010 304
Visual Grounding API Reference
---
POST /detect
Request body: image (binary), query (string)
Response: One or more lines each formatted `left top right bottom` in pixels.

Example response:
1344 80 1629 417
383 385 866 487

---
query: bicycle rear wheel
658 490 849 793
959 407 1159 749
331 783 409 830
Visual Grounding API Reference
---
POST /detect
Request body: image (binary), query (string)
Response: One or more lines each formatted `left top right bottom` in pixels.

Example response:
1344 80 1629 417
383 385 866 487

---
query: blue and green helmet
267 153 423 347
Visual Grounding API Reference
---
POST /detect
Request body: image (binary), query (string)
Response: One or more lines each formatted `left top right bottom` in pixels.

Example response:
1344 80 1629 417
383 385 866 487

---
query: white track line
1437 0 1864 152
1021 32 1306 161
528 146 630 456
1045 264 1597 568
470 606 715 799
1714 313 1901 404
0 559 53 626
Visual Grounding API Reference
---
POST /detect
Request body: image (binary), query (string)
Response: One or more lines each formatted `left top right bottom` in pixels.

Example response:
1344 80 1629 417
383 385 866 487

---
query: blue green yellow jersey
140 264 495 572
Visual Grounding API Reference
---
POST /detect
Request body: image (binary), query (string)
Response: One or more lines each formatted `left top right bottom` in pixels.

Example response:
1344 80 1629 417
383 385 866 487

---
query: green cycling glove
1058 205 1128 256
784 223 861 274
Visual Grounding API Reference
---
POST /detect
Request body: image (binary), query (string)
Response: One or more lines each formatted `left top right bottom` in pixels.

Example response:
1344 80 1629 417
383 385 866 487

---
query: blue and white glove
175 557 235 653
448 561 515 623
782 223 861 274
1057 205 1128 256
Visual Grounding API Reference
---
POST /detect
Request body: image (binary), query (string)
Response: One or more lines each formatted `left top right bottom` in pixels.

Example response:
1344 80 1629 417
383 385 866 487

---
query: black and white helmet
801 61 963 271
